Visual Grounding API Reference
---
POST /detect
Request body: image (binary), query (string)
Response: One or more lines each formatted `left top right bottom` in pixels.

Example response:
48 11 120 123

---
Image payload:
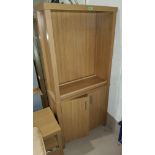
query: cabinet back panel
51 12 96 84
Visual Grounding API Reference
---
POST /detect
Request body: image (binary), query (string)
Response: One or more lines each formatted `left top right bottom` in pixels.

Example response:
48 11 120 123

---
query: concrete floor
64 126 122 155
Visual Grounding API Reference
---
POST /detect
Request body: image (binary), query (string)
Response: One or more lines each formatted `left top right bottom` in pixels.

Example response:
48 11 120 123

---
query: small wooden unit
34 3 117 143
33 107 63 153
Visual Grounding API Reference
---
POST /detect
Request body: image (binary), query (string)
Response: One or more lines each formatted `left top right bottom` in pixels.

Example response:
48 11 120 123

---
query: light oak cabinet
61 95 89 142
34 3 117 143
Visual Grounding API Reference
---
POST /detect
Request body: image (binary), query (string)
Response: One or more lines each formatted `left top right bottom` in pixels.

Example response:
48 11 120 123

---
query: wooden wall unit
34 3 117 143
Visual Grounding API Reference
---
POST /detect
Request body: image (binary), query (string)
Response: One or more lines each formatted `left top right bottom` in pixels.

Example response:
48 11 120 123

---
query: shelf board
60 76 107 100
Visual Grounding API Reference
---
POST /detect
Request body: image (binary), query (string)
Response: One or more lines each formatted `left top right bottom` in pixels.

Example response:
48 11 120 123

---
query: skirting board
106 113 121 140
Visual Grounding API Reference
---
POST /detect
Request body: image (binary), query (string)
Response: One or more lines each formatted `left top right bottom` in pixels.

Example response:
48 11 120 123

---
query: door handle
85 101 87 110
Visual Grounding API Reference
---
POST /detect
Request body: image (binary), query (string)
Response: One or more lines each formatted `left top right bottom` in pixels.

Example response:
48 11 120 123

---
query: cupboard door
89 86 107 129
61 95 89 142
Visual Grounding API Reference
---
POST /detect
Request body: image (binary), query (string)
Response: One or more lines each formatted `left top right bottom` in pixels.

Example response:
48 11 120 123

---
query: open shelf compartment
59 76 107 100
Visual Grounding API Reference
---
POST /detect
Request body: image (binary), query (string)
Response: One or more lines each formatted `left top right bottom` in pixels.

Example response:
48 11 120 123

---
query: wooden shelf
44 136 58 150
59 76 107 100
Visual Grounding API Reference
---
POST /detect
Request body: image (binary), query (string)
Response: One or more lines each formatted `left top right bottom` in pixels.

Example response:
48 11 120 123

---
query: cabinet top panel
34 3 117 12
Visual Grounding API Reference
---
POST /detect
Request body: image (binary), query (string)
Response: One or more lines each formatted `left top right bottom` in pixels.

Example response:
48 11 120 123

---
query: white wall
62 0 85 4
87 0 122 122
33 0 48 3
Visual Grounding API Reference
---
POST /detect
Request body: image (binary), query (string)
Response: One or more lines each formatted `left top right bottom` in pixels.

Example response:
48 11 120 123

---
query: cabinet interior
51 11 113 97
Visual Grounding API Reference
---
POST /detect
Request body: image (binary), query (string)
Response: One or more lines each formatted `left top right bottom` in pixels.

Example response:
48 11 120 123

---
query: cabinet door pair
61 86 107 142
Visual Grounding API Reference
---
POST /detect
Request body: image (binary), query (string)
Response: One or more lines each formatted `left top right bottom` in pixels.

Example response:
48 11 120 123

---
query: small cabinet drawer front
61 95 89 142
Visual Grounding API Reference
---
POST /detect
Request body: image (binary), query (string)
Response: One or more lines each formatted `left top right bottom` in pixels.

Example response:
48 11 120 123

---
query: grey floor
64 126 122 155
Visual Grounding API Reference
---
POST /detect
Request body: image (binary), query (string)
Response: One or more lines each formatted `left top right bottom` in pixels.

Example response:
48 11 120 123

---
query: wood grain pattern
35 4 117 144
61 96 89 142
95 12 114 80
44 134 63 153
34 3 117 12
44 136 58 150
33 107 61 140
103 13 117 124
33 107 64 153
48 91 57 114
36 11 55 95
44 10 60 101
51 12 96 84
44 11 65 147
60 76 107 100
89 86 107 129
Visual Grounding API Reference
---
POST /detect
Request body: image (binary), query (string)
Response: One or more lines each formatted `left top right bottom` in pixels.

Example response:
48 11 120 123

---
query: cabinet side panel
51 12 96 84
95 12 116 81
36 11 55 97
43 10 64 145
